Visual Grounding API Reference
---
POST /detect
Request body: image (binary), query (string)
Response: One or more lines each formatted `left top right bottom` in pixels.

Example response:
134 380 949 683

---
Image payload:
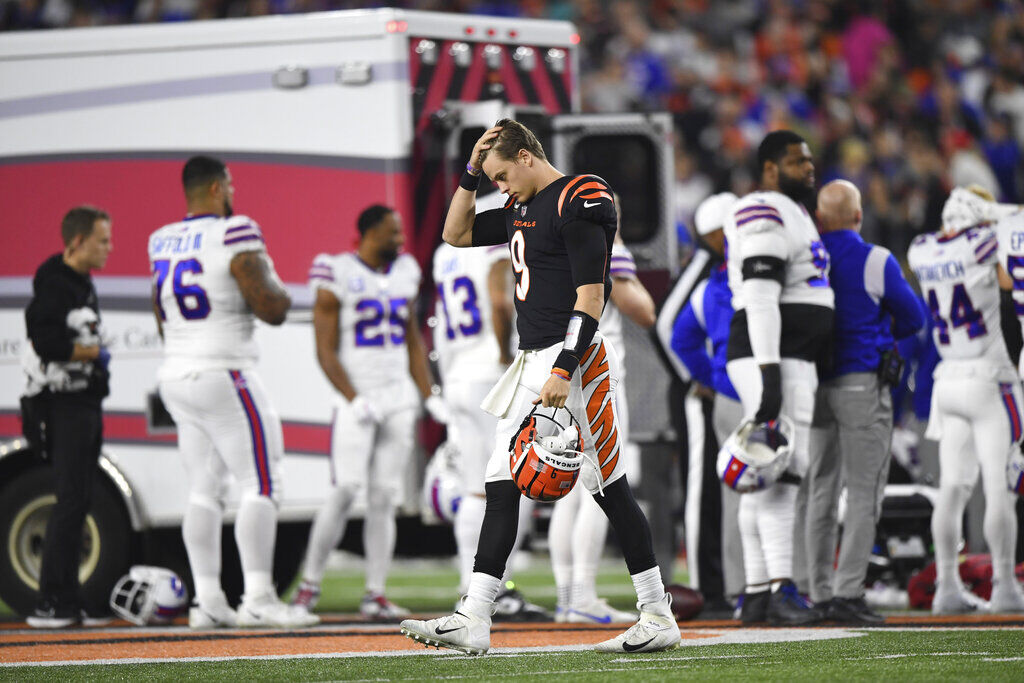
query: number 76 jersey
908 226 1010 364
308 252 421 392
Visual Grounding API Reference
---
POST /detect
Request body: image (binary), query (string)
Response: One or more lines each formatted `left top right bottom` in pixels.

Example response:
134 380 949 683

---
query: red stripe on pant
1000 383 1022 444
230 370 272 496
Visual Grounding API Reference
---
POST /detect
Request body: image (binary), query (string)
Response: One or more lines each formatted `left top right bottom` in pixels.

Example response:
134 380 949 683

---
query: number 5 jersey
148 214 272 381
908 226 1012 366
308 250 421 393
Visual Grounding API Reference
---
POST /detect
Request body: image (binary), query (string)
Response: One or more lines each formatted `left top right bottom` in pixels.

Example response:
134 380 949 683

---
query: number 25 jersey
908 226 1010 364
308 252 421 392
148 214 268 381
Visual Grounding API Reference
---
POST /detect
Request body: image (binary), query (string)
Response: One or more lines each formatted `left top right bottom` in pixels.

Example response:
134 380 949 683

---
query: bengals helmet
717 416 795 493
509 406 587 502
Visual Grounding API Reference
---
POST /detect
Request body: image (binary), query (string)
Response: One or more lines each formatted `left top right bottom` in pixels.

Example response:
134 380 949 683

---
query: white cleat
400 602 491 655
360 593 410 620
989 580 1024 613
594 593 681 653
554 605 571 623
931 584 989 615
188 595 237 629
567 598 638 624
237 589 320 628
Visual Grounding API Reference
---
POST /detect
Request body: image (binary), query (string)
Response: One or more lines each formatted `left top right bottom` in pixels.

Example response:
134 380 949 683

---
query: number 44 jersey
148 214 270 381
308 251 421 392
908 226 1010 364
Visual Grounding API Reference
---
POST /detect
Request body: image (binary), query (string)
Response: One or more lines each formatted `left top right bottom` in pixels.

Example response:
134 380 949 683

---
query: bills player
912 186 1024 614
548 224 657 624
723 130 833 625
401 119 681 654
292 205 449 619
150 156 317 629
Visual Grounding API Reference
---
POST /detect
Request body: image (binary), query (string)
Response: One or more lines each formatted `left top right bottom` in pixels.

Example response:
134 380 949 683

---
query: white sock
455 495 486 594
757 483 798 580
364 487 397 595
631 566 664 608
235 494 277 597
549 488 579 608
302 486 354 584
572 492 607 607
738 493 769 587
464 572 501 617
182 499 222 603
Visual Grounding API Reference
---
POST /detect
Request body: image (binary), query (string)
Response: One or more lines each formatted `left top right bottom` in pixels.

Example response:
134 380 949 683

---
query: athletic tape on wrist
552 311 599 378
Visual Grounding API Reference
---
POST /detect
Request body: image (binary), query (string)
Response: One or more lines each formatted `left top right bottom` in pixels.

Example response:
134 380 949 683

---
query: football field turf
3 558 1023 681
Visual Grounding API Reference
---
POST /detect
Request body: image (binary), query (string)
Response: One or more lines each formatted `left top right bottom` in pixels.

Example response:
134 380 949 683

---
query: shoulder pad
557 175 615 222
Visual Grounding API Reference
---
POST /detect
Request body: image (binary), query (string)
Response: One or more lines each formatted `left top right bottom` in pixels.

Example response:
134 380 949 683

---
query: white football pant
725 357 817 589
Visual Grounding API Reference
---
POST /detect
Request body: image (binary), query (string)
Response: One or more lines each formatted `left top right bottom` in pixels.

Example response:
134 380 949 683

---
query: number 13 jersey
148 214 268 381
908 226 1010 364
308 252 421 392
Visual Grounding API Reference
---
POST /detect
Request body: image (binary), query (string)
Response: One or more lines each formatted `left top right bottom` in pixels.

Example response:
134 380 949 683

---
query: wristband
466 162 481 175
551 368 571 382
552 311 600 379
460 170 481 191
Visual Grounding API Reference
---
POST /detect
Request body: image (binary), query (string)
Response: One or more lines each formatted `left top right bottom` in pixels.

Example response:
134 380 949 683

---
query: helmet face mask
509 406 588 502
717 417 795 493
110 565 188 625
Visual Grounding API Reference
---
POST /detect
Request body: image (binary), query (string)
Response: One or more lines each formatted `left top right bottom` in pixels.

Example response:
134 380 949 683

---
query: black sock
594 476 658 575
472 480 522 579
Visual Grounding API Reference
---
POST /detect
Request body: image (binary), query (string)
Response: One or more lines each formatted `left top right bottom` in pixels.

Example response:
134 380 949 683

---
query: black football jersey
472 174 617 349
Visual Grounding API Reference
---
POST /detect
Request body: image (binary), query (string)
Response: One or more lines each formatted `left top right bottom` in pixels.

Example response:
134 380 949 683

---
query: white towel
480 351 526 418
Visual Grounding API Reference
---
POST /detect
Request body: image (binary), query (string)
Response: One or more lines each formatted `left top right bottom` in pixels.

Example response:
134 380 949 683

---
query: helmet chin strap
557 446 604 497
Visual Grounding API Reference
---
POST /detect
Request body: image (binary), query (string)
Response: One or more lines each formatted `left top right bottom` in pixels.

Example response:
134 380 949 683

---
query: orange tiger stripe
588 381 616 453
579 191 613 201
557 176 589 217
580 344 598 365
570 181 610 203
504 195 516 209
580 344 608 387
600 447 619 480
586 381 609 421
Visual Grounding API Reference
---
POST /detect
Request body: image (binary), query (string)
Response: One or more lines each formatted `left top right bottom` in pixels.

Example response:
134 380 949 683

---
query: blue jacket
670 264 740 400
822 230 926 379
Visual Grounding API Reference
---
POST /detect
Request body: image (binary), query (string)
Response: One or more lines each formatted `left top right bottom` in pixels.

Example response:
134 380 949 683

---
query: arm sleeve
562 219 610 288
470 209 508 247
881 254 927 340
670 300 714 387
740 278 782 364
25 280 76 363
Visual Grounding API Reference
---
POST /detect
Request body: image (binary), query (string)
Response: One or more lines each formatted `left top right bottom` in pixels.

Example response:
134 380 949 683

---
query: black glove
755 363 782 423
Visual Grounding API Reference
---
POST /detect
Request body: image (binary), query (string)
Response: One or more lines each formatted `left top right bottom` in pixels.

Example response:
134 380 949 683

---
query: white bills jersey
308 252 421 392
432 242 508 381
148 214 267 381
600 242 637 362
723 191 834 311
908 227 1010 364
994 208 1024 374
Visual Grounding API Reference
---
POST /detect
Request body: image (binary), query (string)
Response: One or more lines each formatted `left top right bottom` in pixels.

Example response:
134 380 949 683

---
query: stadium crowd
4 1 1024 258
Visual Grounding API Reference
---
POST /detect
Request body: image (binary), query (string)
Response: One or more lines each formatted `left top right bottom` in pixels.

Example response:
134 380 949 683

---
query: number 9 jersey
908 226 1010 364
308 251 421 392
148 214 269 381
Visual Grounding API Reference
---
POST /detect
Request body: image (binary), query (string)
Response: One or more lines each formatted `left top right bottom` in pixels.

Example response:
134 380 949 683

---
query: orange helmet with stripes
508 406 586 502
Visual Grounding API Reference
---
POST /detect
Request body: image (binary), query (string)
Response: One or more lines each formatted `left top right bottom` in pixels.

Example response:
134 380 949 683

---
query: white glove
350 395 382 426
424 395 451 424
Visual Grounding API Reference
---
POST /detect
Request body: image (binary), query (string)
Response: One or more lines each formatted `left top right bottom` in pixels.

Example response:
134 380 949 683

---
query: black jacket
25 253 108 401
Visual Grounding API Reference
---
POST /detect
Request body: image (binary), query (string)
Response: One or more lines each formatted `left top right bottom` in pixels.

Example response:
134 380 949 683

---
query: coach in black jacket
23 206 112 628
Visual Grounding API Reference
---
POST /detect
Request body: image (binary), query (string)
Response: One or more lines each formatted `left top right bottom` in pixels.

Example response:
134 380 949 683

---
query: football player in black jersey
400 120 681 654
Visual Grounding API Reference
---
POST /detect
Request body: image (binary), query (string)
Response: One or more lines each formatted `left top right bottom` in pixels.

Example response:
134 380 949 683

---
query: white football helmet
422 440 463 525
110 565 188 625
941 186 992 235
1008 448 1024 496
717 416 795 493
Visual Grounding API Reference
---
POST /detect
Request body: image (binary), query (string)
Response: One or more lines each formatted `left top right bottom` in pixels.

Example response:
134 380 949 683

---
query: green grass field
4 557 1023 681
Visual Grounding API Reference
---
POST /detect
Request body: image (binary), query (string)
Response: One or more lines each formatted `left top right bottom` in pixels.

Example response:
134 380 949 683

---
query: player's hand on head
535 373 570 409
469 126 503 174
350 395 382 426
424 394 451 424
